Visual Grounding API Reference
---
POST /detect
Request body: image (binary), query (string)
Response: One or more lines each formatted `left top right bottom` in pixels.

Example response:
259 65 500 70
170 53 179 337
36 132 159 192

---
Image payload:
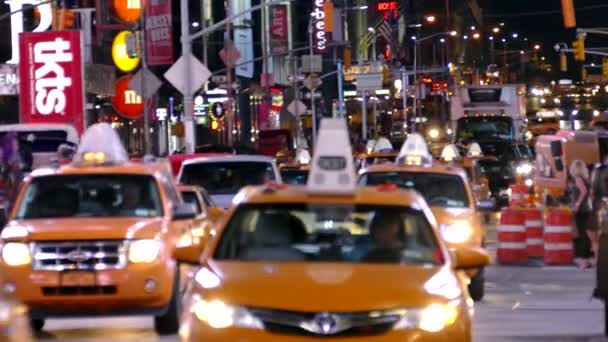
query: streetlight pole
180 0 195 153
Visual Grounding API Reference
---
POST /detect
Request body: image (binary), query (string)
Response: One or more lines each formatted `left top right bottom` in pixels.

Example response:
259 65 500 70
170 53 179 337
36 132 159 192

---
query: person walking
0 133 23 210
568 159 593 268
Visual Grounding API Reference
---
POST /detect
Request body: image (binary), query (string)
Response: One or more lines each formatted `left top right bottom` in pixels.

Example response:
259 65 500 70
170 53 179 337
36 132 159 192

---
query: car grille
42 286 117 296
31 240 127 271
248 307 401 337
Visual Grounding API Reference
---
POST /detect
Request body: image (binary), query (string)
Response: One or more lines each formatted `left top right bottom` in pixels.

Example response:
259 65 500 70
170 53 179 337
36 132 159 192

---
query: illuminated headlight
428 128 440 140
516 163 533 175
524 178 534 187
394 303 459 333
1 243 31 266
439 223 473 244
525 131 533 141
191 299 264 329
128 240 161 263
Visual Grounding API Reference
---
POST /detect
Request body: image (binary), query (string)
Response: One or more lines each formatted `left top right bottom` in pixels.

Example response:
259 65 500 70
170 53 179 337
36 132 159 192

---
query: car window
280 170 309 185
16 175 163 219
181 190 203 214
214 203 441 265
179 162 277 195
360 172 470 208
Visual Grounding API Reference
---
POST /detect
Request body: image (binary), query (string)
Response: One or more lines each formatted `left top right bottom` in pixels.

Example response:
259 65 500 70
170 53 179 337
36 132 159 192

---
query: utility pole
180 0 195 153
140 4 150 155
225 0 233 146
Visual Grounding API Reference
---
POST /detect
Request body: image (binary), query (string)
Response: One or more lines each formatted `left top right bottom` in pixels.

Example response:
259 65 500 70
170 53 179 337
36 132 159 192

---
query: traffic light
52 6 76 30
573 38 585 62
603 58 608 80
561 0 576 28
560 54 568 72
343 47 351 70
323 1 334 33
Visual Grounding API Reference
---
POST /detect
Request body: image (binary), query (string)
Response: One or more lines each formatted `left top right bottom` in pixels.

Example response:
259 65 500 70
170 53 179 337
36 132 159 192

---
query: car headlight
439 223 473 244
428 128 440 140
191 299 264 329
524 178 534 187
128 240 161 263
394 303 459 332
1 243 31 266
516 163 532 175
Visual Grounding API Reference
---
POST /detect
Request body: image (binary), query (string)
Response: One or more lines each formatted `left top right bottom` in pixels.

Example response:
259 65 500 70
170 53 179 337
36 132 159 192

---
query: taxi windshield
214 203 441 265
179 162 276 195
359 172 470 208
16 175 163 219
280 169 309 185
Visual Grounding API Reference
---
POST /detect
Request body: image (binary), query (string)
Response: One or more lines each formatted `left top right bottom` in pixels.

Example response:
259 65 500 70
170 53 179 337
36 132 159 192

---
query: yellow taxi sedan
174 119 489 341
358 135 494 301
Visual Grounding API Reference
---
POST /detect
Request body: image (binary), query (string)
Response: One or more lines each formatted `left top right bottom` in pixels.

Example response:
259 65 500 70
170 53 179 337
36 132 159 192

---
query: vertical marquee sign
19 31 85 135
311 0 329 54
145 0 174 65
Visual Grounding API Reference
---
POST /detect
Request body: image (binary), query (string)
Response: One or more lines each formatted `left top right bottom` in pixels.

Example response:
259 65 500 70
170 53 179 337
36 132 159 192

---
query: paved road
34 217 608 341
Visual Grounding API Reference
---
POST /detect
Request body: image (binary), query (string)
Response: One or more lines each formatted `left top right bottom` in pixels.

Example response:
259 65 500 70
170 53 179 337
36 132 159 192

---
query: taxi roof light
396 133 432 167
466 142 483 157
440 144 462 162
73 123 128 165
306 119 356 195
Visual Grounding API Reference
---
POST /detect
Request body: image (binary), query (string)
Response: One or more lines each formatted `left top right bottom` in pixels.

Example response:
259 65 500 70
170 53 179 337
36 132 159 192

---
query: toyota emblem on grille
312 313 338 335
66 250 93 263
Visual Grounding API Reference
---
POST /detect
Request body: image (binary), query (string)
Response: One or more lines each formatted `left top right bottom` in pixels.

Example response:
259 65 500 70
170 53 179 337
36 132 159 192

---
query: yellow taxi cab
358 134 494 301
0 124 198 335
449 144 494 203
173 119 489 341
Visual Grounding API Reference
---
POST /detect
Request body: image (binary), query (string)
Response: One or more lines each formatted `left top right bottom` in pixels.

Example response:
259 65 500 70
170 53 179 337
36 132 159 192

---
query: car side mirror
207 207 225 220
173 243 205 265
453 247 491 270
172 203 198 221
476 198 496 212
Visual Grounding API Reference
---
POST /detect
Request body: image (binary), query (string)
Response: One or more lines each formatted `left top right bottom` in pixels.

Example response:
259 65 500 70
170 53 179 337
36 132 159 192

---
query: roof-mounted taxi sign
466 142 483 158
397 133 432 167
73 123 128 166
306 119 356 195
367 136 394 153
295 147 311 165
441 144 462 162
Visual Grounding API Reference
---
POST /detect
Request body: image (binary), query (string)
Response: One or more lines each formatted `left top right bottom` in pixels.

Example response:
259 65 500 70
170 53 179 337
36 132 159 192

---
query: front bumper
3 262 175 319
180 320 470 342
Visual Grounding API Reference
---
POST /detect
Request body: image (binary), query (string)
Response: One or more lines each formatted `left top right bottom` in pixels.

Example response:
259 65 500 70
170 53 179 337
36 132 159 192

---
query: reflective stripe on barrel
509 184 529 208
523 208 544 258
543 208 574 265
497 208 527 264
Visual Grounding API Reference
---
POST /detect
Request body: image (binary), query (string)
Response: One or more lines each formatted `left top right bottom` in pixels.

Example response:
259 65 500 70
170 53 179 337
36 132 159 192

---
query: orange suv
0 124 197 334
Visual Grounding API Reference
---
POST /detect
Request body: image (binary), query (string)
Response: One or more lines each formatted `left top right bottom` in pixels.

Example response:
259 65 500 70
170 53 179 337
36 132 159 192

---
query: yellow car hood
202 261 449 312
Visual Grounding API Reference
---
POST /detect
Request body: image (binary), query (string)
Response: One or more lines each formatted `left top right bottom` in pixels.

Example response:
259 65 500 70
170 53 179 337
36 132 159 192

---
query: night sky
480 0 608 65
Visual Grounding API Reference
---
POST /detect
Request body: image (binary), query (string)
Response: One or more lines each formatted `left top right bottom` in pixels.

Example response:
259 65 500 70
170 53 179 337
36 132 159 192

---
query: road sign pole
311 89 317 147
401 67 407 131
181 0 195 153
140 5 151 155
361 90 367 141
337 61 344 118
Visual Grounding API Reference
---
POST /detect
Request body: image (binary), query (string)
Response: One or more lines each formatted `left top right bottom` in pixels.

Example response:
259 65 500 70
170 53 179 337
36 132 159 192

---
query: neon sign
311 0 327 53
5 0 53 64
376 1 398 19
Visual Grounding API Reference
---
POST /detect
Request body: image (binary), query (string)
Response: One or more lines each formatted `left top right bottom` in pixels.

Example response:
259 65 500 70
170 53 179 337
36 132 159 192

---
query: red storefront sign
269 5 288 55
145 0 174 66
19 31 85 135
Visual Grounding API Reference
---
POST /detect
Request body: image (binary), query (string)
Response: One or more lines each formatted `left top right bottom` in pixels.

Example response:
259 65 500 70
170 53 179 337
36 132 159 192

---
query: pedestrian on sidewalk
589 157 608 263
568 159 593 268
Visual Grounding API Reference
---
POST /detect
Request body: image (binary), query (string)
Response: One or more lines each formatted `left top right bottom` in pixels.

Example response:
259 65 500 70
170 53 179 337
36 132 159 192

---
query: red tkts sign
19 31 85 135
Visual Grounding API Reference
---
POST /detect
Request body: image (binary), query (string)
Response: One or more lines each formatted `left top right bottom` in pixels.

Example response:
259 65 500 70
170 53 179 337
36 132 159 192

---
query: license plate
61 272 96 287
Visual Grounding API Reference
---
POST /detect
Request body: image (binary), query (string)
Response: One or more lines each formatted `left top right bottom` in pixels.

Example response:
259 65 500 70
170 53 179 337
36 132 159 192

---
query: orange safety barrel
497 208 527 264
523 208 544 258
509 184 529 208
544 208 574 265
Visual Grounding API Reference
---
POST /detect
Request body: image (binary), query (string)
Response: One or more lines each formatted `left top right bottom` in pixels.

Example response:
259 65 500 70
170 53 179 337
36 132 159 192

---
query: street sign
164 53 211 96
211 75 228 83
303 73 323 90
356 73 382 92
287 74 305 82
129 67 163 99
301 55 323 73
219 44 241 67
287 100 307 116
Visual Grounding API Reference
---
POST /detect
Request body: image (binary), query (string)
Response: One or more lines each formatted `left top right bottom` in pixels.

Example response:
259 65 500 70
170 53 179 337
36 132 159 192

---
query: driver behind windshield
362 213 406 263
